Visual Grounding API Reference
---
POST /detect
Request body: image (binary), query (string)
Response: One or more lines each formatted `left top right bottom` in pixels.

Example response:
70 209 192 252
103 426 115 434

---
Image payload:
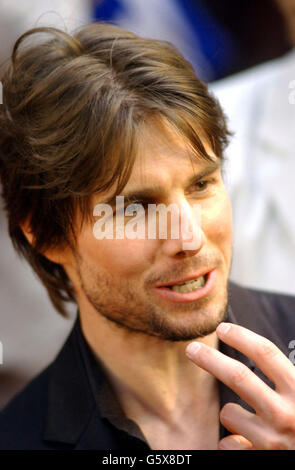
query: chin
144 299 229 342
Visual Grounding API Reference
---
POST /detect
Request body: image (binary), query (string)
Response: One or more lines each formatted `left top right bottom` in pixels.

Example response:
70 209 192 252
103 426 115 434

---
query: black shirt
74 304 267 448
0 281 294 450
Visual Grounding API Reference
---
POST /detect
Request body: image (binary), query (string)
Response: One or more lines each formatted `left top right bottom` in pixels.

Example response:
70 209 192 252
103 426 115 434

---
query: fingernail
186 341 201 358
218 441 232 450
217 322 231 335
219 437 252 450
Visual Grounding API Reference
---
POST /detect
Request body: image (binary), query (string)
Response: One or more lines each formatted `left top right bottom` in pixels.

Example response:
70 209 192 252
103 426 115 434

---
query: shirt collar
75 317 147 442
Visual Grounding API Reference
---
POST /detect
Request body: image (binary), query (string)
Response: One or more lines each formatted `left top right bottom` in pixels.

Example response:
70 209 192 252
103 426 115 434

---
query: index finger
186 339 277 416
216 322 295 393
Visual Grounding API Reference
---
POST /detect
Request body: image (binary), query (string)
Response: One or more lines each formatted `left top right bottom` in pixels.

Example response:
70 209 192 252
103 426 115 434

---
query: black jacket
0 282 294 450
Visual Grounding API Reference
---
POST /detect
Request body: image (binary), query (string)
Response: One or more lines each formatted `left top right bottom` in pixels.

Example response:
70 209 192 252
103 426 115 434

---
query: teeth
170 276 205 293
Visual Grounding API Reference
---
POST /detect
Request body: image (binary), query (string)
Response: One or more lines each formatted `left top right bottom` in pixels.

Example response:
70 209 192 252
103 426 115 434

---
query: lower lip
154 269 217 303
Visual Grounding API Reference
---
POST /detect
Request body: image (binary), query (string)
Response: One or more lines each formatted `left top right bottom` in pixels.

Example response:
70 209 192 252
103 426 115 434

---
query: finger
220 402 283 450
218 434 253 450
216 322 295 392
186 341 277 416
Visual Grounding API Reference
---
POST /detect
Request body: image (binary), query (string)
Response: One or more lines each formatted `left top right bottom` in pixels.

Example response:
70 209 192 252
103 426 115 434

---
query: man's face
66 120 233 341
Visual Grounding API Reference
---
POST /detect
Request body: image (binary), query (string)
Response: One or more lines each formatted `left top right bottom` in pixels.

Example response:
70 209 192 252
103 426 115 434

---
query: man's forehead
94 157 221 209
136 116 211 157
127 161 221 203
127 153 220 189
128 119 219 185
132 149 222 184
93 118 221 205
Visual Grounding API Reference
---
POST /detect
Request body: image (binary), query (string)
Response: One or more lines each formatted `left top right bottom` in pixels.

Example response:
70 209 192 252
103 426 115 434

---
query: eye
194 180 211 191
125 199 151 211
126 202 144 212
123 201 149 222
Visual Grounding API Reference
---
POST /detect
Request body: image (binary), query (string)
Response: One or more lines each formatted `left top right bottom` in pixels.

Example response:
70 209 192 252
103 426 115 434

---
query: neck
79 299 219 425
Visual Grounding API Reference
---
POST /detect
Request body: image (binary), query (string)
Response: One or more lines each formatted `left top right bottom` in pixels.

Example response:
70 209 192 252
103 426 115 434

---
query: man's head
0 23 232 340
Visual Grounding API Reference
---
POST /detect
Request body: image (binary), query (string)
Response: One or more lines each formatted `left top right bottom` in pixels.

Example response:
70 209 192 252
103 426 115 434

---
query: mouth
154 269 216 303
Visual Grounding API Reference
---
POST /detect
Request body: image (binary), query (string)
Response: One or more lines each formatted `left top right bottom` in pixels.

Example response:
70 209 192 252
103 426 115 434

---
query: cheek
78 228 159 277
203 191 233 248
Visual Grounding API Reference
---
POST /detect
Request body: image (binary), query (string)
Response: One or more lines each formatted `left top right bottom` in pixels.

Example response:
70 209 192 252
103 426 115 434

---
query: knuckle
275 404 295 435
263 436 288 450
201 345 216 361
230 364 249 385
256 339 278 359
266 399 295 436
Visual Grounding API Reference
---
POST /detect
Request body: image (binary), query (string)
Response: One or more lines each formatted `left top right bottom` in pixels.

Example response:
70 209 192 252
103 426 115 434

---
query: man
0 23 295 451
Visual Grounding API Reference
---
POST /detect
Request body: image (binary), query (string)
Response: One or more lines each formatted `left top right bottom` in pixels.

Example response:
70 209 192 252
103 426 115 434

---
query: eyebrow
104 160 222 206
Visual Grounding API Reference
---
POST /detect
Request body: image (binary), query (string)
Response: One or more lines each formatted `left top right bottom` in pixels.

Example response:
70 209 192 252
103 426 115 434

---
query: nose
160 199 206 258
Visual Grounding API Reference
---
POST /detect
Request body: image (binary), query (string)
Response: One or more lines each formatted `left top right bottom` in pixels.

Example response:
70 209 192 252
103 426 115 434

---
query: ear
20 220 34 246
20 221 72 266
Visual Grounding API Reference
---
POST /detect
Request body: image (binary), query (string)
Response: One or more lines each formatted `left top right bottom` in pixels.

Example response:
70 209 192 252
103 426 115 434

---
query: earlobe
20 221 34 246
41 249 65 265
40 244 72 266
20 221 70 265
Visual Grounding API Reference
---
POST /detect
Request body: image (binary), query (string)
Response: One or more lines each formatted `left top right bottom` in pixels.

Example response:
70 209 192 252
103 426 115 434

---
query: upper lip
155 268 214 288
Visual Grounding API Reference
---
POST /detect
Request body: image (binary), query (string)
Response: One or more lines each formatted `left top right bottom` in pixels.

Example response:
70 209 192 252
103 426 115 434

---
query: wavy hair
0 23 230 316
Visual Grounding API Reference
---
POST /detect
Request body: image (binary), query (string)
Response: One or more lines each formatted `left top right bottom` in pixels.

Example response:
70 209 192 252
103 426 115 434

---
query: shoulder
230 281 295 316
0 318 96 450
0 365 53 449
242 285 295 336
229 282 295 353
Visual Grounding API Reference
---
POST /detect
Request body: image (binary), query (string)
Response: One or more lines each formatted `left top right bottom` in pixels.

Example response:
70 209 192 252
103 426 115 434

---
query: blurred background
0 0 294 409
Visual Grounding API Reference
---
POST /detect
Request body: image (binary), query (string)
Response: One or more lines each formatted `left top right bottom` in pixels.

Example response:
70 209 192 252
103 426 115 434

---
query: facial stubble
74 253 229 342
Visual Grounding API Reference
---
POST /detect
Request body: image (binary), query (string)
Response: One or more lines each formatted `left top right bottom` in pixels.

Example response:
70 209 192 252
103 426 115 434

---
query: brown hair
0 22 230 316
